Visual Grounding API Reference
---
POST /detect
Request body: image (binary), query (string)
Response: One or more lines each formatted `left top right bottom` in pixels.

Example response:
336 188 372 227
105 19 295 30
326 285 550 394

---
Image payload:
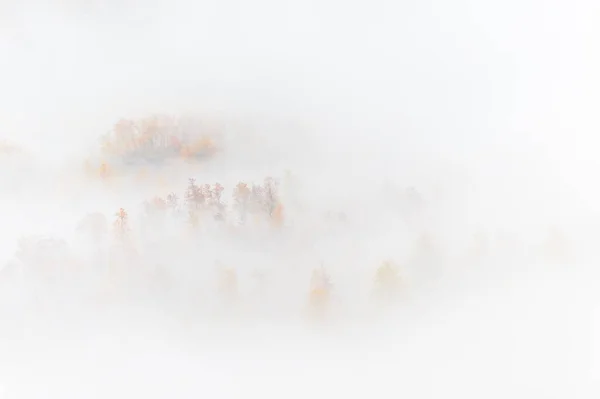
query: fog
0 0 599 397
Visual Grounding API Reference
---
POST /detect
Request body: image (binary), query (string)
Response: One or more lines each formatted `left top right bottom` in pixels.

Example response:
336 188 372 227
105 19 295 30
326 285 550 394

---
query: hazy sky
1 0 598 160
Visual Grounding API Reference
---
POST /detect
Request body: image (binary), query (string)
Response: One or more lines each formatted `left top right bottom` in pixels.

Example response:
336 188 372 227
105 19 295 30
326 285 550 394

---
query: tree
308 266 333 309
185 178 204 211
233 182 251 223
373 260 403 302
113 208 130 241
166 192 179 212
216 263 238 305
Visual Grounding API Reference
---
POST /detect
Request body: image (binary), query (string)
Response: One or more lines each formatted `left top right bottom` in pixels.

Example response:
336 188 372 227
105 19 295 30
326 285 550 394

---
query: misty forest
0 0 599 398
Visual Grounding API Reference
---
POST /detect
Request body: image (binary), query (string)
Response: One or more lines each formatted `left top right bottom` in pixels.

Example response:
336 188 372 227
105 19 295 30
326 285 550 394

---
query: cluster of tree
84 115 219 179
0 139 23 156
142 176 284 227
1 212 407 317
0 166 573 321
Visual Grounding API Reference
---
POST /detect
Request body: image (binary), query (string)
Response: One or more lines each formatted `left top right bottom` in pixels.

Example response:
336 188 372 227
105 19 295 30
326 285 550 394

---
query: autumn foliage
85 114 220 179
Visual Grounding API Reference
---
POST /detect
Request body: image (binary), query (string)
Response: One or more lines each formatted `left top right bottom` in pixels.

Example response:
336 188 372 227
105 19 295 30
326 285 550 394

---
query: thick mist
0 0 599 397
